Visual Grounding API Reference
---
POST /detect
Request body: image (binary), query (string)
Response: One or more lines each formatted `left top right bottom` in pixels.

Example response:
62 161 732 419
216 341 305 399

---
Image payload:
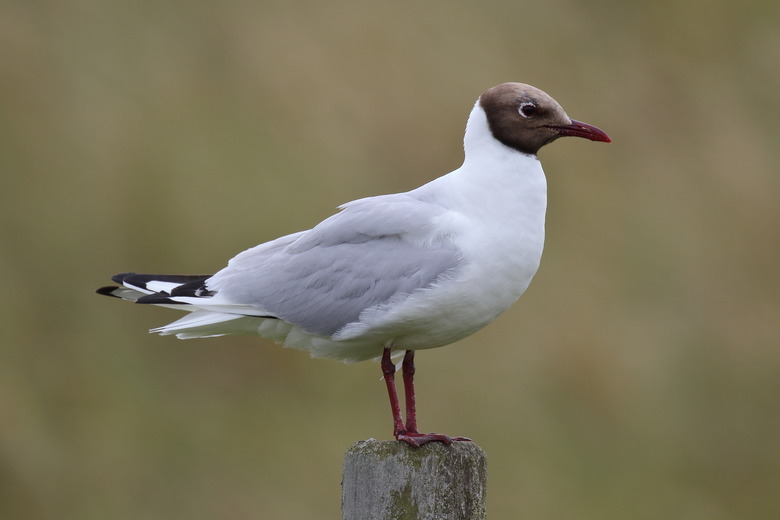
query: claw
383 347 472 448
396 431 472 448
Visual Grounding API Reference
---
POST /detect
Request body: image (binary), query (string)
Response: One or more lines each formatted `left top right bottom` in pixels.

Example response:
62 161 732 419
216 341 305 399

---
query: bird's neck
462 102 537 167
459 103 544 187
413 102 547 217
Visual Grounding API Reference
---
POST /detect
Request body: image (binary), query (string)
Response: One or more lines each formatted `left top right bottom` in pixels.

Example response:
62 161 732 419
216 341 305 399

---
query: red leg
381 346 405 437
402 350 418 433
383 348 472 448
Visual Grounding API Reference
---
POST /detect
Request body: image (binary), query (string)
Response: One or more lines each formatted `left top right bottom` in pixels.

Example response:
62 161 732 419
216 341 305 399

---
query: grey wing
207 194 462 336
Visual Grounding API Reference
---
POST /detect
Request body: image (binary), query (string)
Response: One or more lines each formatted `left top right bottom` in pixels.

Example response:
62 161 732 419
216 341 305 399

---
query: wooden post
342 439 487 520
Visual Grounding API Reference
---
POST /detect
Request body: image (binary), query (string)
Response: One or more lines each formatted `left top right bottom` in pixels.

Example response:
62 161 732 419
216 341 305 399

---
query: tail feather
97 271 280 339
150 311 262 338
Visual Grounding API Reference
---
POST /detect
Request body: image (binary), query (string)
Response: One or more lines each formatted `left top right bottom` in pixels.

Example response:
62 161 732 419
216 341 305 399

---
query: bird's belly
336 237 542 351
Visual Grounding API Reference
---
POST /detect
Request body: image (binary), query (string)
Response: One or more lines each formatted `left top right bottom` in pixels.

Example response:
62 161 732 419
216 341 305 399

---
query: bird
97 82 610 447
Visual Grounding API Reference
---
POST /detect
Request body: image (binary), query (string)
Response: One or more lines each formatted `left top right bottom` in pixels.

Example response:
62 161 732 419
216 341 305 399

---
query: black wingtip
135 294 179 305
98 272 215 302
96 286 121 298
110 272 136 284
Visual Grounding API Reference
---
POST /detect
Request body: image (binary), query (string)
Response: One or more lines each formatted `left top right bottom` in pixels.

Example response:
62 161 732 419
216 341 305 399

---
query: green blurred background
2 1 779 518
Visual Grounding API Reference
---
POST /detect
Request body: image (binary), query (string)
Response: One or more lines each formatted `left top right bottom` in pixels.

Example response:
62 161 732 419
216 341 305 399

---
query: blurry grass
1 0 780 519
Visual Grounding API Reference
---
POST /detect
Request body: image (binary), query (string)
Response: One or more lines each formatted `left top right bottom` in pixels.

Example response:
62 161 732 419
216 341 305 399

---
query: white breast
336 114 548 350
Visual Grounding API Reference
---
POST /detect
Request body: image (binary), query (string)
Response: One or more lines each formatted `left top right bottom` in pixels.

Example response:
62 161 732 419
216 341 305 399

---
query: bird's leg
381 348 472 448
381 346 405 438
401 350 418 434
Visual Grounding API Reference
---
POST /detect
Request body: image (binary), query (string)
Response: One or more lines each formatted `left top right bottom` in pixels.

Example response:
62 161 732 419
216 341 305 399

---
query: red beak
549 119 611 143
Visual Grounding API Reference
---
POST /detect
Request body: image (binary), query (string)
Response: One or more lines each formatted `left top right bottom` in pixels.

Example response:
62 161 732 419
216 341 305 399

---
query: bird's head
478 82 611 155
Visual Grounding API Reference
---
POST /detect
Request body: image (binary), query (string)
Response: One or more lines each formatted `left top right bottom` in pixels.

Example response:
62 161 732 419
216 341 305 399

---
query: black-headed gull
98 83 610 447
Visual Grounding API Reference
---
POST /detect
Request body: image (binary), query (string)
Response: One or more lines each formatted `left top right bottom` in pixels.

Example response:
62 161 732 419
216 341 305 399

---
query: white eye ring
518 102 537 118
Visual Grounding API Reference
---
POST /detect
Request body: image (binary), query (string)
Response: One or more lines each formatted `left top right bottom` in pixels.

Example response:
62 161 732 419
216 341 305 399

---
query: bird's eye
518 102 537 118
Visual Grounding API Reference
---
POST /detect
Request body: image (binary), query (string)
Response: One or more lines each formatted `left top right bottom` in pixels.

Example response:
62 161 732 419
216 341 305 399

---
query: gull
97 83 610 447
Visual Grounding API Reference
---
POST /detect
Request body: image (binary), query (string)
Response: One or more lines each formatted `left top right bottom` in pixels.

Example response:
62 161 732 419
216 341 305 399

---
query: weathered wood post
342 440 487 520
